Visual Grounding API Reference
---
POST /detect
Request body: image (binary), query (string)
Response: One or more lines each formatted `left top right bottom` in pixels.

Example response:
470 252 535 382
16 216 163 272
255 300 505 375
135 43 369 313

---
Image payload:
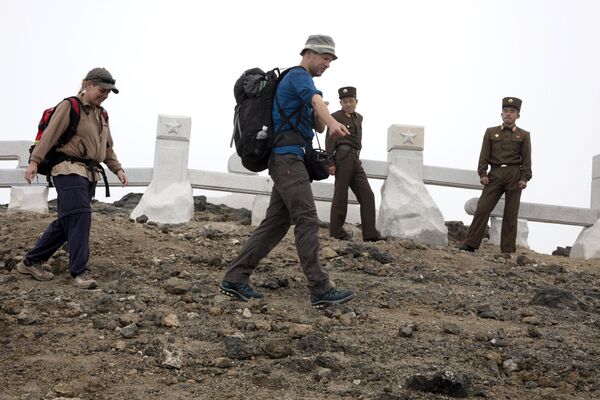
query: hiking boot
16 260 54 282
74 270 97 289
458 244 475 252
219 281 263 301
310 287 355 308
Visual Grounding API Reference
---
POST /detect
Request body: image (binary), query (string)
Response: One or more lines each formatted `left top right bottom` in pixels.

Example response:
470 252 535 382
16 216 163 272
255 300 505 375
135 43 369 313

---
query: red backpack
29 96 111 196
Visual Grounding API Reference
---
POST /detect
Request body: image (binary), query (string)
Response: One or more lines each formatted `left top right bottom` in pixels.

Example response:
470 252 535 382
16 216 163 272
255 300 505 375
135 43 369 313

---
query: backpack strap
274 95 303 135
51 98 110 196
100 109 109 124
56 97 82 146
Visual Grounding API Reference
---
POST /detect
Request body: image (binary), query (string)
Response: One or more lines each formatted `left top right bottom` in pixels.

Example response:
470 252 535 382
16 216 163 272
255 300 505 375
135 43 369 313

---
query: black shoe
364 235 387 242
310 288 355 308
219 281 264 301
458 244 475 252
331 230 350 240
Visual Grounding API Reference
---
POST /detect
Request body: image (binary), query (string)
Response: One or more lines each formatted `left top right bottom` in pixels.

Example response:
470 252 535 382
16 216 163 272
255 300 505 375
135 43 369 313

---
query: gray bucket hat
85 67 119 94
300 34 337 60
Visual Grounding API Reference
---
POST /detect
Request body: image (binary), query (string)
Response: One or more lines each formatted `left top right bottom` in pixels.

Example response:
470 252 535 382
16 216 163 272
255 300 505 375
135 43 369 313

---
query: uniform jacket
477 125 532 181
326 110 363 165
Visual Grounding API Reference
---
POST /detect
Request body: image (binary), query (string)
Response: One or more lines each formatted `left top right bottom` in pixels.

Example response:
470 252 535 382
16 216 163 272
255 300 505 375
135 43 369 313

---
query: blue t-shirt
272 67 322 157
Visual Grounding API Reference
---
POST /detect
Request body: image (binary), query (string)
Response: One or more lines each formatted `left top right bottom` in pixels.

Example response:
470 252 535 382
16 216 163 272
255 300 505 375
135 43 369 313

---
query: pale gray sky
1 0 599 254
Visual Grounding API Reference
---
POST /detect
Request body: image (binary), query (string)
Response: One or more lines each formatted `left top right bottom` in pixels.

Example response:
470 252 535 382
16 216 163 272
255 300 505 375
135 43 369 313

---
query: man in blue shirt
220 35 355 308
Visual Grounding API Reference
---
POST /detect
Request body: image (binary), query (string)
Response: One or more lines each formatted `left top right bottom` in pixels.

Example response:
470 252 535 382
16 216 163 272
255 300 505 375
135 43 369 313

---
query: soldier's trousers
223 153 331 296
330 146 378 240
463 165 522 253
25 174 94 277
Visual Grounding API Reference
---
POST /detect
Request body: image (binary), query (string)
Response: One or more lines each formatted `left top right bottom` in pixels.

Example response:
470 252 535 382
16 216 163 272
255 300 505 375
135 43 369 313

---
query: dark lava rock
445 221 468 242
476 304 499 320
258 277 290 290
224 335 254 360
262 338 294 359
283 357 316 373
516 255 534 266
298 334 328 353
552 246 571 257
341 243 394 264
406 371 469 398
193 195 207 212
113 193 143 209
530 288 587 310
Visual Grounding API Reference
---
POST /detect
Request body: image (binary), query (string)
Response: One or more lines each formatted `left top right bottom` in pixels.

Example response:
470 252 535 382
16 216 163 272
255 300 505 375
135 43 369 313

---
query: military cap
338 86 357 99
502 97 522 111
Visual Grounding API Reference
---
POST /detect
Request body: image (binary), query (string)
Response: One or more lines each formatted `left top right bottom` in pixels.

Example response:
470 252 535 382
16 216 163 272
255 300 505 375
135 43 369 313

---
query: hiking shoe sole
219 282 250 301
311 292 355 309
74 279 98 290
16 261 54 282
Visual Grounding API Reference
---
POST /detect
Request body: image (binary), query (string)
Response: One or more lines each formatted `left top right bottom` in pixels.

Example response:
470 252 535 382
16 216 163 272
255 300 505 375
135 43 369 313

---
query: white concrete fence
2 115 600 258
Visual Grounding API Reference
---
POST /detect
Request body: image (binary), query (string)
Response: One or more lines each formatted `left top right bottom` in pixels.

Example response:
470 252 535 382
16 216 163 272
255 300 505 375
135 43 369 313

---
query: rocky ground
1 194 599 400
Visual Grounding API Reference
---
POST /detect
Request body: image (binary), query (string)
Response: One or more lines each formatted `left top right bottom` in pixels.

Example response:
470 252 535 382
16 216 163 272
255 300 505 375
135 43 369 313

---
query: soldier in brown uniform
459 97 532 253
326 86 381 241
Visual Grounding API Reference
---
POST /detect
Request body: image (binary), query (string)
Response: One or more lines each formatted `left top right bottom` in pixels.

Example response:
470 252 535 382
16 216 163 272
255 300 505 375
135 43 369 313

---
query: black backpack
231 67 303 172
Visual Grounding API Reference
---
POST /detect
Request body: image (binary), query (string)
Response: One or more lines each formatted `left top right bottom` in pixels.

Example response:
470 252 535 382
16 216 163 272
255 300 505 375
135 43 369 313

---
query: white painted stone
251 195 270 226
464 197 598 226
0 141 32 168
131 115 193 224
227 153 258 175
380 125 447 247
8 185 48 214
387 125 424 151
570 219 600 259
488 217 529 248
591 154 600 210
378 165 448 247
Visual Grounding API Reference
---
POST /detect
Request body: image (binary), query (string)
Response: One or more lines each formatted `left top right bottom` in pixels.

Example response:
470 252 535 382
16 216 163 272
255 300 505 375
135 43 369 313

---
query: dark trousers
25 174 94 277
223 153 331 296
330 146 378 240
463 165 522 253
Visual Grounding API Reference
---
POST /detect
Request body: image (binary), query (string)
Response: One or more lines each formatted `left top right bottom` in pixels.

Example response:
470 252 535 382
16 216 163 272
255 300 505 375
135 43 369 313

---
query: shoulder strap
100 108 109 124
56 97 82 146
273 66 306 136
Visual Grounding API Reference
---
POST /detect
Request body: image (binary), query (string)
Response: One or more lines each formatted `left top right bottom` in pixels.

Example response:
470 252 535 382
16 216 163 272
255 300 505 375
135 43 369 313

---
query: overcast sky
1 0 599 254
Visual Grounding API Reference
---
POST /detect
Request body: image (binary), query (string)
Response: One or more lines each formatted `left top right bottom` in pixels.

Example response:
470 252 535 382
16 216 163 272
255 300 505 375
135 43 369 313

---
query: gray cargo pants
223 153 331 296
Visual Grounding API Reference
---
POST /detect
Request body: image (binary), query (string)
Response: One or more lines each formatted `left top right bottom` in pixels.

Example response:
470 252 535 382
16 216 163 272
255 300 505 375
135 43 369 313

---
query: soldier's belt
491 163 520 168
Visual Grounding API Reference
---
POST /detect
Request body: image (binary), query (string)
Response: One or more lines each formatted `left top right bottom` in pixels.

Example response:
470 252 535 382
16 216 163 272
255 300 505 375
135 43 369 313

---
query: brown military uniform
326 96 378 240
463 122 532 252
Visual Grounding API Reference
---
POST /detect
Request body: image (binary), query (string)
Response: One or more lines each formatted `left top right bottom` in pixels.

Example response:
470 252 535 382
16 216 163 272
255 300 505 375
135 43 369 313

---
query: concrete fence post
377 124 448 247
130 115 193 224
570 154 600 259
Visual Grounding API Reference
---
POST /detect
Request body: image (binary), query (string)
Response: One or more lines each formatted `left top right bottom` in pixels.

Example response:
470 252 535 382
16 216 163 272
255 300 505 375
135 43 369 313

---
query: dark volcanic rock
342 243 394 264
113 192 143 209
406 371 469 398
445 221 468 242
298 334 328 353
193 195 207 212
552 246 571 257
530 288 587 310
224 334 254 360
